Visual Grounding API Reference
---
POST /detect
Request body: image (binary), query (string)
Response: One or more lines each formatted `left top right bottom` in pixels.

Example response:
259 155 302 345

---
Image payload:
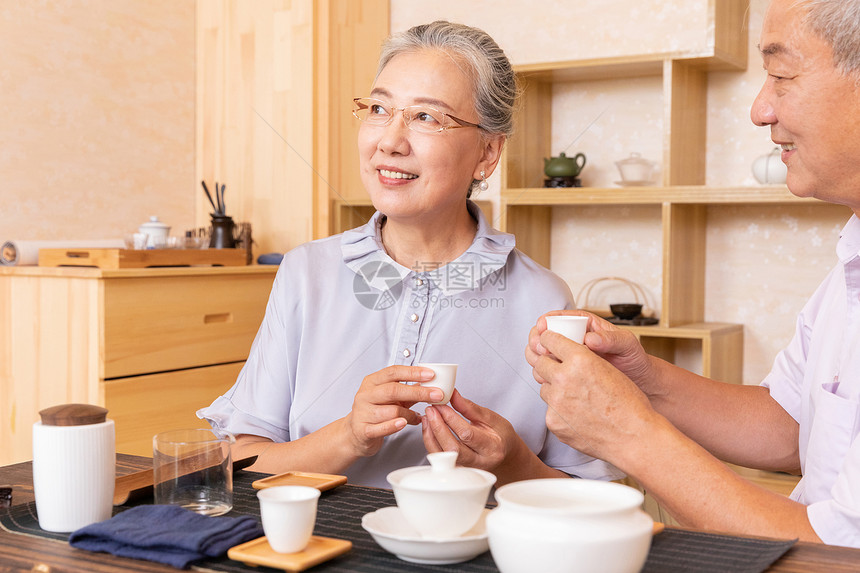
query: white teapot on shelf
138 215 171 249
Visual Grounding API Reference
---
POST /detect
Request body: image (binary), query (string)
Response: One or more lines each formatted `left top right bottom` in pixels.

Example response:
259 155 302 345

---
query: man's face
751 0 860 210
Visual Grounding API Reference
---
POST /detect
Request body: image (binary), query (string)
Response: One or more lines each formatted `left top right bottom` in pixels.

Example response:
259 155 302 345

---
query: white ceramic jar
486 479 653 573
32 404 115 532
752 147 787 184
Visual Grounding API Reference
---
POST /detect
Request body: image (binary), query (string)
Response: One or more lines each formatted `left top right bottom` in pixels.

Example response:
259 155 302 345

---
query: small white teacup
416 363 457 405
545 315 589 344
257 485 320 553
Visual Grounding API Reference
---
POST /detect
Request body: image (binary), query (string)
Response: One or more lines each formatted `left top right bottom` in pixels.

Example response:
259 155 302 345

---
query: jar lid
400 452 486 490
139 215 169 231
39 403 108 426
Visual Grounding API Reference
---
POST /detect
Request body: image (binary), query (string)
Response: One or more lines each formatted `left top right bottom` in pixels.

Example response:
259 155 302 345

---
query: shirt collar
836 214 860 263
341 200 515 295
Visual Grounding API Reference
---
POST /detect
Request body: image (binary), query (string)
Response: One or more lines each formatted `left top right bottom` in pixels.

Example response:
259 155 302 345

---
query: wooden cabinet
0 265 277 464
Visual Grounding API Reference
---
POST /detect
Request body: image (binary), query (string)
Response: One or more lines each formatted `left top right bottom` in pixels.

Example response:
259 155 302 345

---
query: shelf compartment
626 322 744 384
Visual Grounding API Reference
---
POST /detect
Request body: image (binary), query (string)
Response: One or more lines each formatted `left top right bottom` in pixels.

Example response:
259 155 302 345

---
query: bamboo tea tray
38 247 247 269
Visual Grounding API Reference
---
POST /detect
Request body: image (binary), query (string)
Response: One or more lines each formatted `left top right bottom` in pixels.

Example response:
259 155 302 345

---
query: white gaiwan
486 479 653 573
615 152 657 185
386 451 496 539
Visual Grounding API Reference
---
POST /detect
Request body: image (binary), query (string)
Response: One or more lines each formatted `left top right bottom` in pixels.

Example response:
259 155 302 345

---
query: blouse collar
341 200 515 295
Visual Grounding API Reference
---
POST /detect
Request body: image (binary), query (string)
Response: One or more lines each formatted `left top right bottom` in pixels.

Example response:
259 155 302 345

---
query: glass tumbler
153 428 235 516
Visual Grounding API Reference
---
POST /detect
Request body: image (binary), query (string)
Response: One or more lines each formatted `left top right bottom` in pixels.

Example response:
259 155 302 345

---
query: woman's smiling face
357 49 495 222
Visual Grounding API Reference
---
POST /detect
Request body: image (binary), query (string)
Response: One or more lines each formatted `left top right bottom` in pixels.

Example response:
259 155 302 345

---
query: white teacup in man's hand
545 316 588 344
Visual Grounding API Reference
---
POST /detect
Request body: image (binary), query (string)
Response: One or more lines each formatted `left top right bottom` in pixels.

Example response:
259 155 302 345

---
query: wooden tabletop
2 455 860 572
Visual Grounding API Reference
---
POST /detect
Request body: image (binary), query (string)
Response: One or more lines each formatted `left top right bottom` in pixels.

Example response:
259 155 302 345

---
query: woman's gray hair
376 21 520 196
798 0 860 78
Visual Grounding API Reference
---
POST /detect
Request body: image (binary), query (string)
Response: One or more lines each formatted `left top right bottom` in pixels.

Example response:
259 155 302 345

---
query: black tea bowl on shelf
610 303 643 320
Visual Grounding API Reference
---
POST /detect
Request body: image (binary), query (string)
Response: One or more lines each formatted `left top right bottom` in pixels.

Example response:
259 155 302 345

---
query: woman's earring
479 171 489 191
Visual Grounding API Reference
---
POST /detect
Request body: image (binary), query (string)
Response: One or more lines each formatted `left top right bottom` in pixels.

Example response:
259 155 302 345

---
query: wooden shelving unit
500 1 754 383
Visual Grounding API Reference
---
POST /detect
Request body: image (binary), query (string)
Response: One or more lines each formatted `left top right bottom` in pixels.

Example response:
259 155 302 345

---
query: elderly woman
198 21 619 488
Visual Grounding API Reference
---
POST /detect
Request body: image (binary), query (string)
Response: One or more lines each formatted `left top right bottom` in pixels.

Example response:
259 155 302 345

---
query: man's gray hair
375 21 520 139
799 0 860 77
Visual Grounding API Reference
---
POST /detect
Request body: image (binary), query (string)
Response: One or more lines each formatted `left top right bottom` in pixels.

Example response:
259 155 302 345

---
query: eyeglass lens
353 98 448 133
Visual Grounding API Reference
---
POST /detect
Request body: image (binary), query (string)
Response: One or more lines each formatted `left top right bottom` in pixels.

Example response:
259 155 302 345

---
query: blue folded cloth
68 505 264 569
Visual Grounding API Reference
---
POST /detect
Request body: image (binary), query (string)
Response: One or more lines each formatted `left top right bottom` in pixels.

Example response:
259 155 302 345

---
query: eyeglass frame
352 97 484 133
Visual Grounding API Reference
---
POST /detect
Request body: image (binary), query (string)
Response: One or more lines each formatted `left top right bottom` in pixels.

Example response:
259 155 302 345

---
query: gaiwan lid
39 403 108 426
615 152 653 167
400 451 487 490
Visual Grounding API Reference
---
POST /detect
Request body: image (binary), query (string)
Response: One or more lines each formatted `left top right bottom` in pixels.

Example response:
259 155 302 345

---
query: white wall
0 1 196 243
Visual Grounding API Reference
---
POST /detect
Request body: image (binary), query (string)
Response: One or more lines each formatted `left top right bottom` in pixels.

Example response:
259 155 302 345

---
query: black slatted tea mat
1 470 795 572
644 529 795 573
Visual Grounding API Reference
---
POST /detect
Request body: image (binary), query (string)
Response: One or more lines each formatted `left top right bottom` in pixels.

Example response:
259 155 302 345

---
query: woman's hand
344 365 443 458
526 310 659 397
421 390 512 472
422 390 567 484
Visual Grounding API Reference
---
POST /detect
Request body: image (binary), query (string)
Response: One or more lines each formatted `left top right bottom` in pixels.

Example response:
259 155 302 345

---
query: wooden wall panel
197 0 315 255
319 1 390 237
197 0 389 251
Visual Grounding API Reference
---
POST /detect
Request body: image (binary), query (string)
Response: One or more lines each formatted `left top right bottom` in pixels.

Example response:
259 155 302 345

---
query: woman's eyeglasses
352 97 483 134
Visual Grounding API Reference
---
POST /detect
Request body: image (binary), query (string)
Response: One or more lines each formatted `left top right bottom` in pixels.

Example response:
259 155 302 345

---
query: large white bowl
486 479 653 573
362 506 490 564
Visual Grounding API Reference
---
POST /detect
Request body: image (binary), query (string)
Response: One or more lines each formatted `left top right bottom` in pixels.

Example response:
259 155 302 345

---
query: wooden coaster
228 535 352 572
252 471 347 492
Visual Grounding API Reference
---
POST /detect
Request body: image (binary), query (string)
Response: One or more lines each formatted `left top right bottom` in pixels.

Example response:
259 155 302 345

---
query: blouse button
410 313 419 322
402 349 411 358
415 278 424 287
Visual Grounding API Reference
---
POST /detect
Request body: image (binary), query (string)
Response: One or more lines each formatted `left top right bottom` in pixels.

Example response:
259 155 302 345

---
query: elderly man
527 0 860 547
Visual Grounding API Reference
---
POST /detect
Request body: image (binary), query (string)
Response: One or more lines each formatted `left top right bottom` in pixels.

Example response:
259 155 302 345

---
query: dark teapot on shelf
544 152 586 178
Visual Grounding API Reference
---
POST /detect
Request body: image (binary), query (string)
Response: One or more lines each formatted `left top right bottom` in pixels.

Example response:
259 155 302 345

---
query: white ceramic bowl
486 479 653 573
386 452 496 539
362 506 490 564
